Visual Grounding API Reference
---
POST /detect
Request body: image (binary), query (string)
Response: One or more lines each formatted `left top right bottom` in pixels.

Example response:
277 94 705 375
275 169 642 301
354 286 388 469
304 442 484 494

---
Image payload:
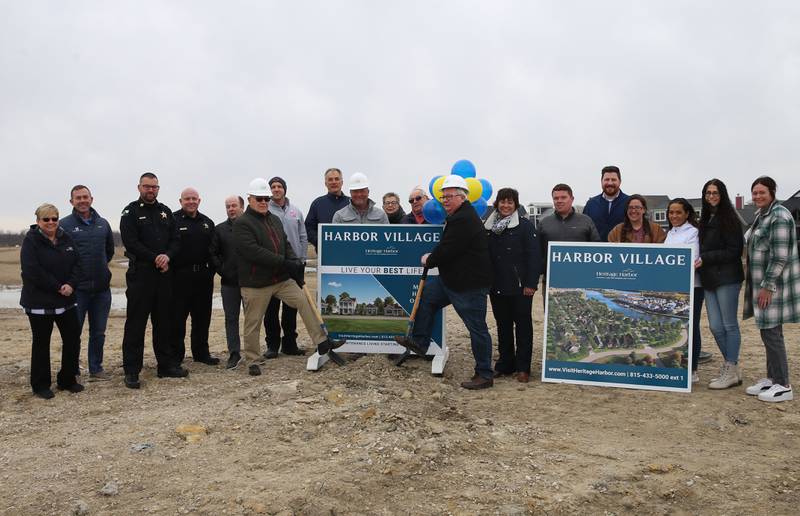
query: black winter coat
211 218 239 286
20 226 81 309
485 212 542 295
699 214 744 289
426 200 492 292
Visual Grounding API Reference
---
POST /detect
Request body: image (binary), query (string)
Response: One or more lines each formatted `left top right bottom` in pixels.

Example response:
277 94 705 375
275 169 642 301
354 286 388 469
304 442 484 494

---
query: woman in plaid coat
743 176 800 403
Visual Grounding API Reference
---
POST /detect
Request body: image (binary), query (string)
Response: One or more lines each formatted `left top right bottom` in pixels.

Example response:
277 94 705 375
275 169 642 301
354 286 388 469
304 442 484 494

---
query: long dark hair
621 194 652 241
667 198 698 229
699 178 739 239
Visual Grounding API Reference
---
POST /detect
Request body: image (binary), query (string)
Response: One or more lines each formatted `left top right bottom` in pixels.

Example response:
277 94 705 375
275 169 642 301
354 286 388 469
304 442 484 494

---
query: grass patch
324 318 408 333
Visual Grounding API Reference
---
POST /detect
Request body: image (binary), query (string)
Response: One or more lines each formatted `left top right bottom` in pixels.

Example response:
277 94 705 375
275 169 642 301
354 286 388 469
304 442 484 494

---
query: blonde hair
35 203 59 220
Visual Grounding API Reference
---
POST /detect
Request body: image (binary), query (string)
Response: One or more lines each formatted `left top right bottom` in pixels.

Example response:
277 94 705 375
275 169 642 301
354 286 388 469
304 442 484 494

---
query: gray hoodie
268 198 308 261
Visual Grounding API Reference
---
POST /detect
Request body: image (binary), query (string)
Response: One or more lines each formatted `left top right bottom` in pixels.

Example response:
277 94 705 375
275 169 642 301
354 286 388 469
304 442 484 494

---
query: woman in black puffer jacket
697 179 744 390
20 203 84 399
484 188 542 383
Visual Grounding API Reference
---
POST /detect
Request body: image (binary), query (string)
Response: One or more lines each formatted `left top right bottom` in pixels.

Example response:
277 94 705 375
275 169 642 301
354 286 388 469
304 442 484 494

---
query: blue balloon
451 159 476 179
428 175 443 198
472 197 488 217
479 178 493 200
422 199 447 224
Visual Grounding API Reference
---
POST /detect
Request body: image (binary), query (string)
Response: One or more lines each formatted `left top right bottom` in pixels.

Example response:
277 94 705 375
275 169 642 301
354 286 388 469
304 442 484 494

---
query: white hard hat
348 172 370 190
247 178 270 196
442 175 468 192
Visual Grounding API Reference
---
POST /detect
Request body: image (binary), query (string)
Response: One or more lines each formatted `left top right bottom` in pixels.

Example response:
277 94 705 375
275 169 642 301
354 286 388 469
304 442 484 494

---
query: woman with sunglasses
607 194 666 243
19 203 84 399
696 179 744 389
664 198 703 384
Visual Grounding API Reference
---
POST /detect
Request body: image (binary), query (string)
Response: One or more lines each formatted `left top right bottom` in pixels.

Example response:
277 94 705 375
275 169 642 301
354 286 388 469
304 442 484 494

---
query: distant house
365 304 378 316
384 304 405 317
339 296 356 315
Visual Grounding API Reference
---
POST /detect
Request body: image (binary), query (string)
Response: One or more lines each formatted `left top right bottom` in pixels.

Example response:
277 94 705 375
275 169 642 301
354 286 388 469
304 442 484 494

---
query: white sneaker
692 372 699 383
745 378 773 396
757 384 793 403
709 362 741 389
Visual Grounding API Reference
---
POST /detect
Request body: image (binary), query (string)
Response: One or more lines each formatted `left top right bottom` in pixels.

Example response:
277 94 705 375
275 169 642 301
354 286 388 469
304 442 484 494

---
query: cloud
328 281 342 288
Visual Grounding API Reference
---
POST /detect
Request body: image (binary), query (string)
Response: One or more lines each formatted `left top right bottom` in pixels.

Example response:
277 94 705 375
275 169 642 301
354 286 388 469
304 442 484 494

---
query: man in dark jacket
582 165 630 241
396 175 495 389
211 195 246 369
234 178 341 376
172 187 218 366
304 168 350 251
60 185 115 381
401 186 430 224
119 172 188 389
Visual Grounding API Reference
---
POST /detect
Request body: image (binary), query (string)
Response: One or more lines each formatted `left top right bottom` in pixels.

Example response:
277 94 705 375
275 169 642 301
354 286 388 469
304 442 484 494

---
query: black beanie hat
269 176 287 193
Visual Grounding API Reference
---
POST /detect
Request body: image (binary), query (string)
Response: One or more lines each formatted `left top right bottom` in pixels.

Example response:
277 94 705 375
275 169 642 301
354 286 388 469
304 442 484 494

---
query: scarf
491 214 513 235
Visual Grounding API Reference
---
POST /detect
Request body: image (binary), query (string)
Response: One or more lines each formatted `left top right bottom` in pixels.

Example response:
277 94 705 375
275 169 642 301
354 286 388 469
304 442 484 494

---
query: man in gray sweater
538 183 601 293
264 176 309 358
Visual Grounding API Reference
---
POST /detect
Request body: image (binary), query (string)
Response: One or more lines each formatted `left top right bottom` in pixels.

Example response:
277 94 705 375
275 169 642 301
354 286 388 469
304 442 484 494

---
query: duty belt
178 263 209 272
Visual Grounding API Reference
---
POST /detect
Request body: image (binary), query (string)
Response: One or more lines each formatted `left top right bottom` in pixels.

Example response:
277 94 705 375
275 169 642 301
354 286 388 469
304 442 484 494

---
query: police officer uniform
172 209 217 364
120 199 184 385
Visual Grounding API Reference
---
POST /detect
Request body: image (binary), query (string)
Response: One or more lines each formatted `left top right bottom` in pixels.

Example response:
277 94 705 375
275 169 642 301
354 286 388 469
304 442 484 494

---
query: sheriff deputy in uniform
119 172 188 389
172 187 219 366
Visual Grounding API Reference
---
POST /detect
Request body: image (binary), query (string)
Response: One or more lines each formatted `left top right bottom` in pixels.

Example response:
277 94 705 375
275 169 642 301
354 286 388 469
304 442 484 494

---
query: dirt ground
1 250 799 515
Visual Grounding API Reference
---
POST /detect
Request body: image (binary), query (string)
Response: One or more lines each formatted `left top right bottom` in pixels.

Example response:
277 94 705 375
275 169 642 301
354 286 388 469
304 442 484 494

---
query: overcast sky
1 1 798 230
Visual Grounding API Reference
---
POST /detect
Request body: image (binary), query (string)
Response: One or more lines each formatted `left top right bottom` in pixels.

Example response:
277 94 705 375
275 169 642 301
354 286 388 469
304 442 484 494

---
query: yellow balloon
466 177 483 202
432 176 446 202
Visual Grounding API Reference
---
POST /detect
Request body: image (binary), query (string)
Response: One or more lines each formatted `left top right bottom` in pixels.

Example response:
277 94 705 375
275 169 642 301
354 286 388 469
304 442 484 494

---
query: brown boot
516 372 530 383
460 375 493 390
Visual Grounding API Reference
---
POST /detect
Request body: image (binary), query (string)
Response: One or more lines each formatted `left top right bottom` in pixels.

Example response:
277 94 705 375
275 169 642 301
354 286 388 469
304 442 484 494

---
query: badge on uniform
161 211 167 219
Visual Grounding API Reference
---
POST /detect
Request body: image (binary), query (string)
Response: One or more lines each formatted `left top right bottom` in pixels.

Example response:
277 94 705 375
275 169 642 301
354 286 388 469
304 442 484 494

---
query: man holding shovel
233 178 343 376
395 175 494 389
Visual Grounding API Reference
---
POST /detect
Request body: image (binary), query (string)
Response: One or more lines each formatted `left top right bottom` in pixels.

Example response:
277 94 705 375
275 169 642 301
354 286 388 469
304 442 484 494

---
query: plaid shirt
743 201 800 328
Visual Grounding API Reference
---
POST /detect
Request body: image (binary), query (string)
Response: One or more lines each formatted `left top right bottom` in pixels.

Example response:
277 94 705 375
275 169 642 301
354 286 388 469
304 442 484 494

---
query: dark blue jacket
20 226 81 309
484 212 542 295
305 192 350 250
583 191 630 242
59 208 114 292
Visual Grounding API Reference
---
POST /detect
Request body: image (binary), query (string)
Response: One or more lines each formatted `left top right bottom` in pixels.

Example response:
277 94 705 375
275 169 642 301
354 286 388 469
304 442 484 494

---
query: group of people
19 166 800 402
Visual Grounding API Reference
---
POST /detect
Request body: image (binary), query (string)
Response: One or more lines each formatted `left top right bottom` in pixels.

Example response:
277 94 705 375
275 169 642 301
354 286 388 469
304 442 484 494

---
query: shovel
301 284 347 366
393 267 430 364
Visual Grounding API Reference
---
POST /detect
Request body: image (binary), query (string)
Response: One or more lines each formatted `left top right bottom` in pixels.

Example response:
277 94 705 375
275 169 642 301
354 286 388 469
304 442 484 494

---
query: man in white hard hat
331 173 389 224
233 178 343 376
395 175 495 389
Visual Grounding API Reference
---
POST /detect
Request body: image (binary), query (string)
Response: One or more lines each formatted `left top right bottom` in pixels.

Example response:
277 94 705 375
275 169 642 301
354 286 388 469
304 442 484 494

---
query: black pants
121 267 176 375
265 298 299 351
173 268 214 362
28 309 81 391
490 293 534 375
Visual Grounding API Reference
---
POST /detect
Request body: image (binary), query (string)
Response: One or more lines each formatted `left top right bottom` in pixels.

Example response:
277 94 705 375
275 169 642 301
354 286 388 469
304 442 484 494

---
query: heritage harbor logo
543 242 695 393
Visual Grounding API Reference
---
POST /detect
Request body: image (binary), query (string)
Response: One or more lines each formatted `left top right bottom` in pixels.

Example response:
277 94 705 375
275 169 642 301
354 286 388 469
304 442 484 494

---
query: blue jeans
704 282 742 364
75 289 112 374
412 277 493 380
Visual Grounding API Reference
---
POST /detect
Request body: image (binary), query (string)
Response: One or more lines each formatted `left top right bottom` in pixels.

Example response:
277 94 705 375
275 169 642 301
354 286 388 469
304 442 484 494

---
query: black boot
317 338 346 355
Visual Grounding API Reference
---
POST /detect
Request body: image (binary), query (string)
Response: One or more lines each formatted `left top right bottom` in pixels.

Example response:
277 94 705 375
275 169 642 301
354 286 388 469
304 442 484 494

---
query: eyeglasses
253 196 269 202
408 195 424 204
627 206 644 212
383 200 399 206
140 184 160 190
40 217 58 222
705 192 720 197
441 194 461 201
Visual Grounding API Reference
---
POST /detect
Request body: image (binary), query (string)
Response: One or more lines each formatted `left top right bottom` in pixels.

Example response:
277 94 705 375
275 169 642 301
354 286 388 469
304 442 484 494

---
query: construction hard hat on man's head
348 173 370 190
441 175 468 192
247 178 270 196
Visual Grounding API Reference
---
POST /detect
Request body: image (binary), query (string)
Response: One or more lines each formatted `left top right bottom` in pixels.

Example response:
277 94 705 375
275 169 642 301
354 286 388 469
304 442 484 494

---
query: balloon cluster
422 160 493 224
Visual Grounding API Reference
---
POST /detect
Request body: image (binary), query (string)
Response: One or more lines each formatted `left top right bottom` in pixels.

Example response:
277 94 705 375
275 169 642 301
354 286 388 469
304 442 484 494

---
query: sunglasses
253 196 269 202
408 195 424 204
41 217 58 222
